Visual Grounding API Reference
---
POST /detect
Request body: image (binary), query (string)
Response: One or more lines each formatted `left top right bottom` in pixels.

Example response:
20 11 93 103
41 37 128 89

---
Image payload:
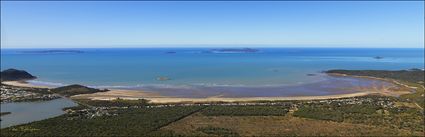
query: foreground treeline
1 106 205 136
2 95 423 136
77 98 149 108
293 96 424 132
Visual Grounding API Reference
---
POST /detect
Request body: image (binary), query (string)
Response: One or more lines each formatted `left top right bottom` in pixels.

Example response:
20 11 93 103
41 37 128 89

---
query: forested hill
0 69 37 81
326 69 425 84
51 84 109 97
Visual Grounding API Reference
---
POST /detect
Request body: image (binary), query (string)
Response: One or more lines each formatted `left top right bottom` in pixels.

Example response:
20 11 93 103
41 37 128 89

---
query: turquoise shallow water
1 48 424 97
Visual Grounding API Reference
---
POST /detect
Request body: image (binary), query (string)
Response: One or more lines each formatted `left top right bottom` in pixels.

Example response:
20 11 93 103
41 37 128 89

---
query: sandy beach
71 84 409 103
70 73 416 103
2 75 413 104
72 89 163 99
91 91 376 104
2 81 50 89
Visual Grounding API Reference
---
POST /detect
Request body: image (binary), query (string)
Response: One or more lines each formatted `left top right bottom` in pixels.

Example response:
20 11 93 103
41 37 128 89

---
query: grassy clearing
161 113 420 136
293 98 424 132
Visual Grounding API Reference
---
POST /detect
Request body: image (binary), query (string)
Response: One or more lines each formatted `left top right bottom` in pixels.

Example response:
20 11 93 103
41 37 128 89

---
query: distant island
373 56 384 59
156 76 171 81
206 48 259 53
20 50 84 54
165 51 177 54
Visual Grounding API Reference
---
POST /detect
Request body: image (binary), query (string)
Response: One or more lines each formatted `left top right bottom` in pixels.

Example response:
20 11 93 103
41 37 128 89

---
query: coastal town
0 84 60 103
62 94 401 120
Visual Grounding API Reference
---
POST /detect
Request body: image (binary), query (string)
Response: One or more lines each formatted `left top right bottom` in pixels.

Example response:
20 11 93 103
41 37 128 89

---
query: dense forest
293 95 424 132
76 98 149 107
1 106 204 136
50 84 109 97
326 69 425 84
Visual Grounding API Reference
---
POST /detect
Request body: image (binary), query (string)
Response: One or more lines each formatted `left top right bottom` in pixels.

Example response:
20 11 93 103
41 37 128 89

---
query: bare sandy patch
2 81 50 89
160 113 415 136
72 89 376 103
71 89 163 100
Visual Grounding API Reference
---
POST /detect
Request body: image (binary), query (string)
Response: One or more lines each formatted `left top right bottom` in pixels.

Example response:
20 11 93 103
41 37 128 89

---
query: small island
306 73 316 76
156 76 171 81
208 48 259 53
373 56 384 59
20 50 84 54
165 51 176 54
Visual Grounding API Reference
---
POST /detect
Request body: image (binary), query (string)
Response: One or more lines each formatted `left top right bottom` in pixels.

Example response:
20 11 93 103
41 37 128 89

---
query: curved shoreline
0 82 387 104
326 73 420 90
73 91 376 103
2 73 411 103
2 81 51 89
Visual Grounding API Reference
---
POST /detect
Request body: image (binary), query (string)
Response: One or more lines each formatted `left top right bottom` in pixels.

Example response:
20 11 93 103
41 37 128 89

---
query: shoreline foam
73 91 376 103
2 73 414 103
2 81 51 89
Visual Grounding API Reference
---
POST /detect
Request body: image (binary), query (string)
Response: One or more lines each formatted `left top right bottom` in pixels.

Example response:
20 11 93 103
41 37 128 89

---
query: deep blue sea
1 48 424 97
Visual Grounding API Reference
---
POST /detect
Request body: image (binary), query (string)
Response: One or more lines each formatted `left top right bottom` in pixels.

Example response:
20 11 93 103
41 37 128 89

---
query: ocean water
1 48 424 97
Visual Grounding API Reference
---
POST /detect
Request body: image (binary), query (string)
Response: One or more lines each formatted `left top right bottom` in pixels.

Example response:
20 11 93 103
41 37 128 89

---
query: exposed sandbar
2 81 50 89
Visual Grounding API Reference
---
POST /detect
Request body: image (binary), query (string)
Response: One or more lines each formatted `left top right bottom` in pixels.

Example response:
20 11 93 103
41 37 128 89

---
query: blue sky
1 1 424 48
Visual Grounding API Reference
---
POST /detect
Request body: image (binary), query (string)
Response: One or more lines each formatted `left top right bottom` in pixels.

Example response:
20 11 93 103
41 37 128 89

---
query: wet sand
72 89 163 99
3 74 414 104
73 91 375 103
117 75 399 98
2 81 50 88
71 82 408 103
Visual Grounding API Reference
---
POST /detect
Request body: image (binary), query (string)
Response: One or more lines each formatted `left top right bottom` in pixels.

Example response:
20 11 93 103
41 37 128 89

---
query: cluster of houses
62 95 404 120
144 97 395 109
146 101 294 108
0 85 59 103
64 107 117 120
300 96 395 107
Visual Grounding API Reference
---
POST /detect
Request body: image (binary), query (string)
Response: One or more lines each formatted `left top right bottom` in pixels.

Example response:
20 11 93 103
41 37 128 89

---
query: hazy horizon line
2 43 425 49
1 46 424 49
